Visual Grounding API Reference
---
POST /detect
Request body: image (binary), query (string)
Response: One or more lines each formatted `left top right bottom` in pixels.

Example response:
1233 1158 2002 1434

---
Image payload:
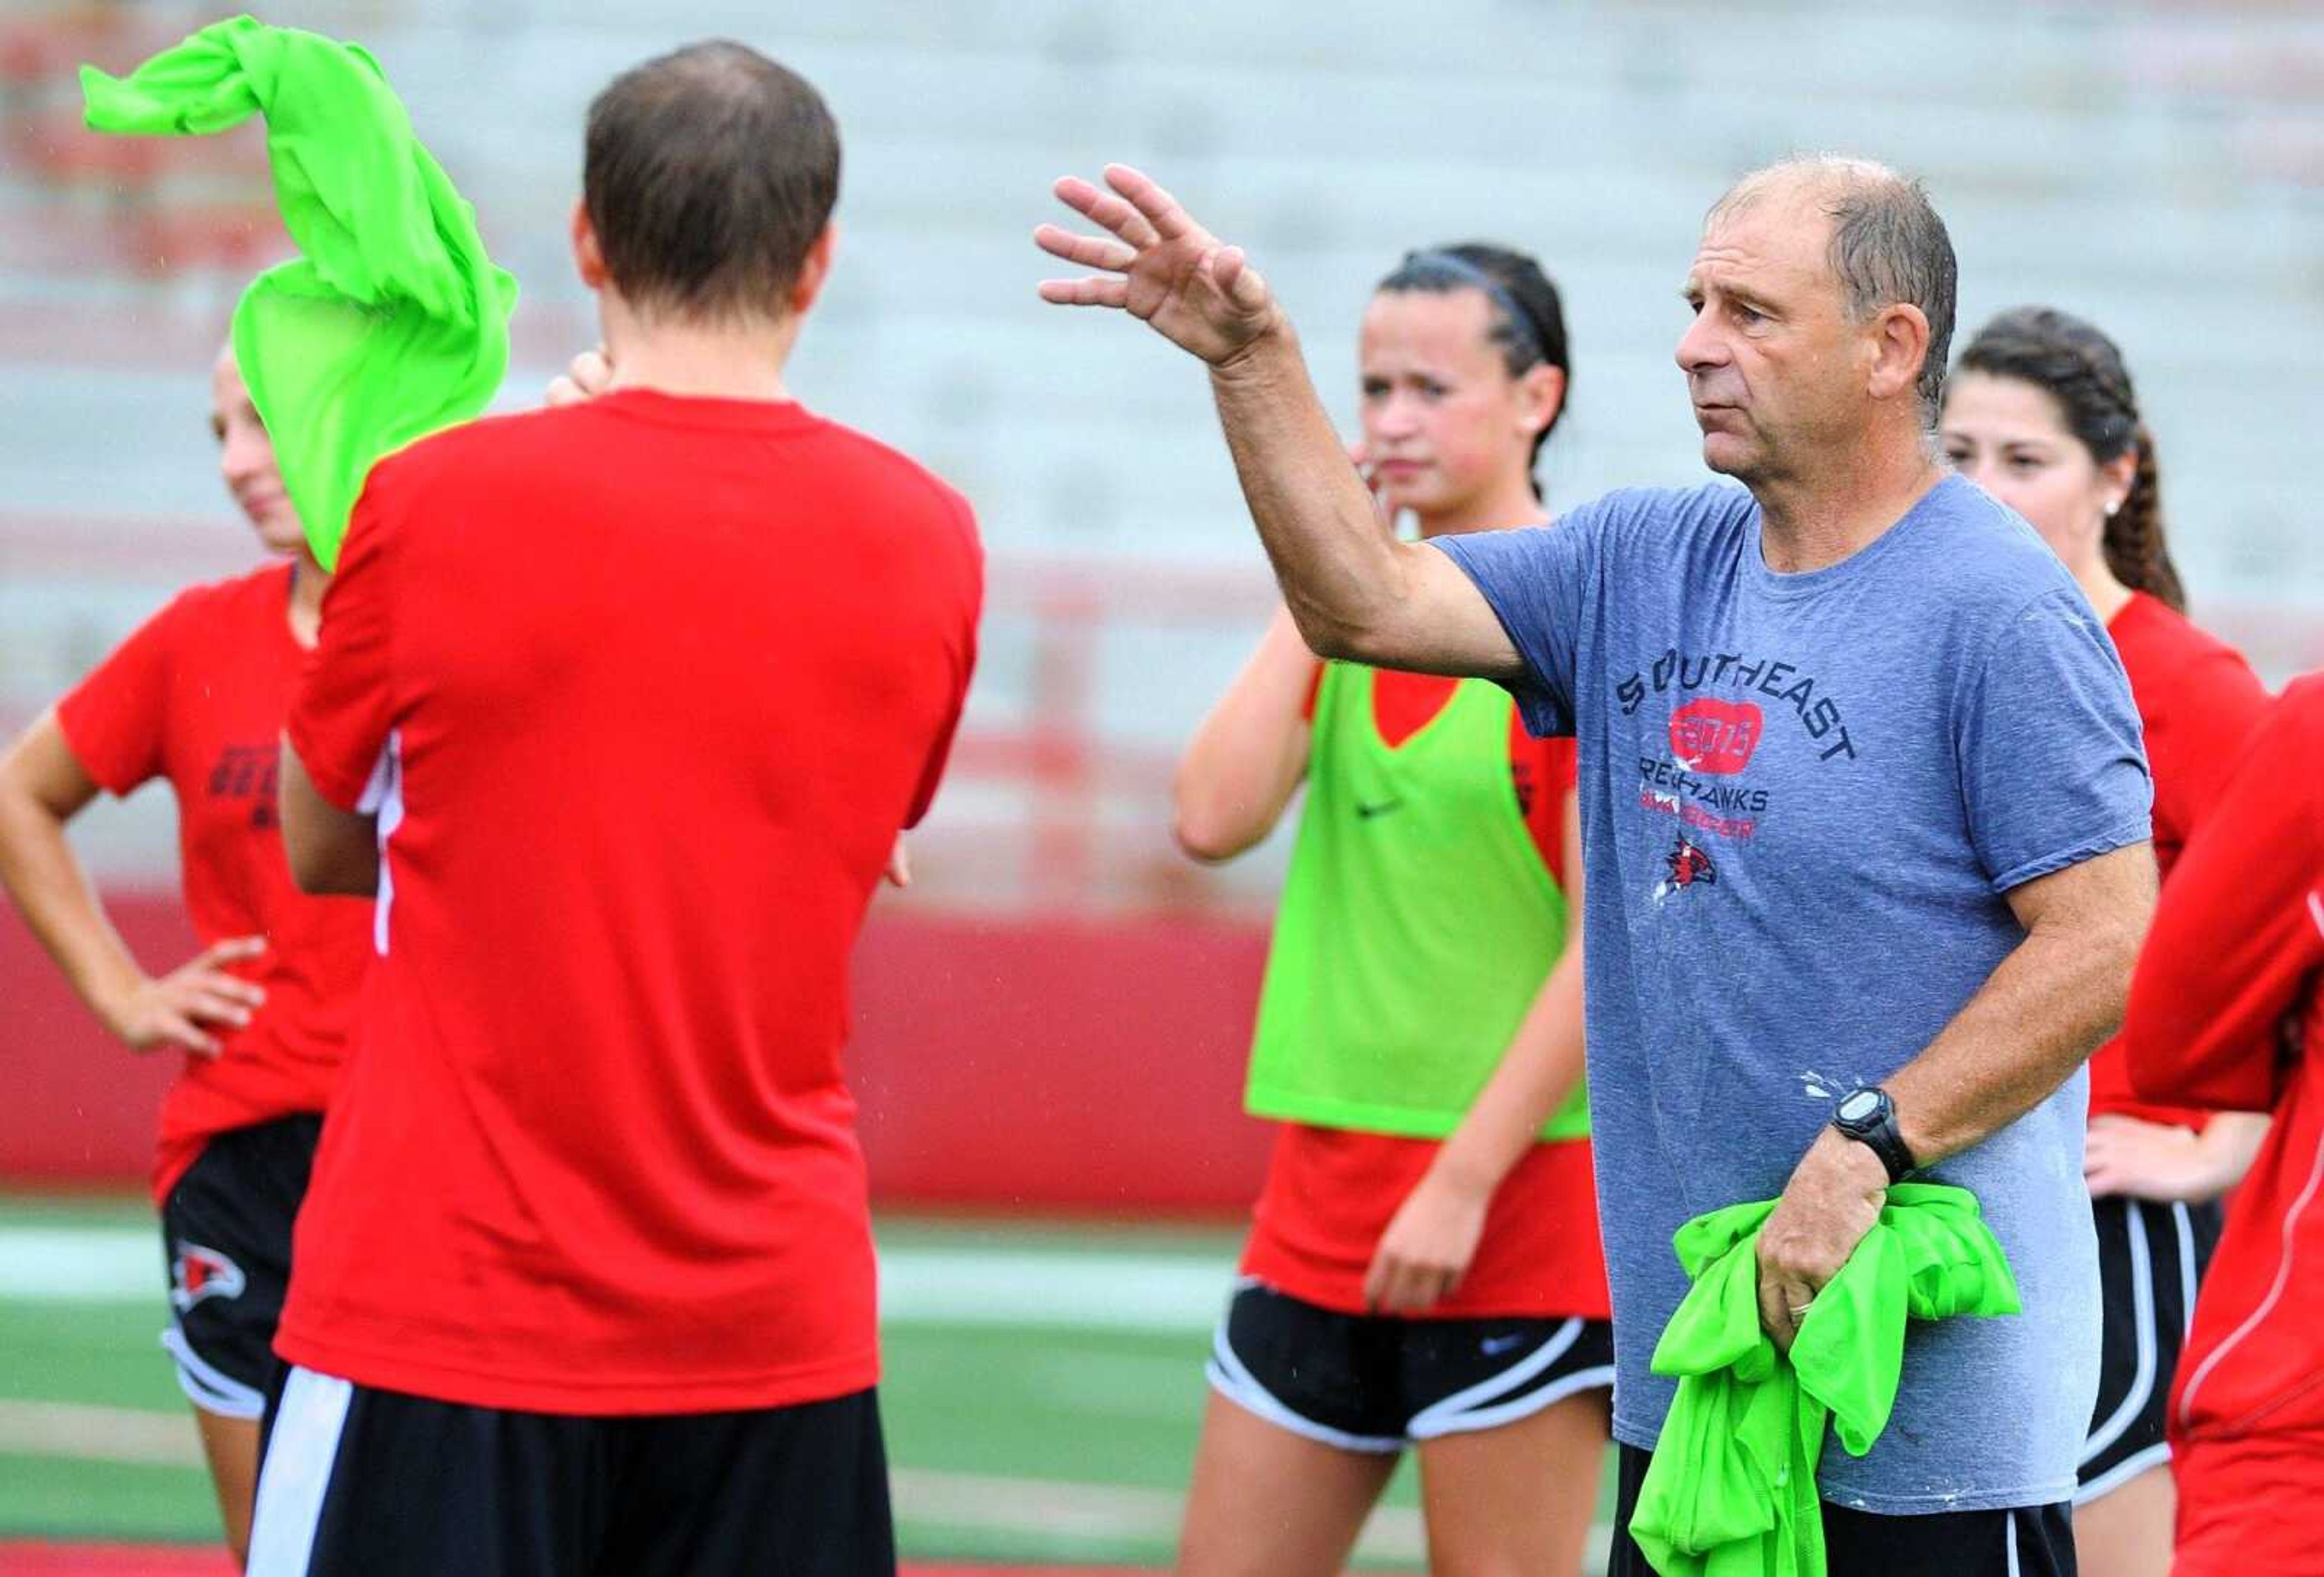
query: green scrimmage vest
1244 663 1590 1141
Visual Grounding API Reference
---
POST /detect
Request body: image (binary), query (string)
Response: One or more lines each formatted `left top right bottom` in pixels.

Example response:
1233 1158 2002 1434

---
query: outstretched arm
1037 166 1519 679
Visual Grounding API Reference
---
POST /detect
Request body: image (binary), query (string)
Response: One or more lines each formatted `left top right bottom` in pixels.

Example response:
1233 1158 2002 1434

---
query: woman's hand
2084 1112 2236 1203
1364 1169 1491 1314
96 936 267 1057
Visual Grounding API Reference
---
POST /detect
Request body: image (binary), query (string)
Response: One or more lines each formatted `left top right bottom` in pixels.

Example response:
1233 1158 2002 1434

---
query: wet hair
1713 157 1957 427
1957 306 2186 613
1374 243 1571 499
584 41 841 323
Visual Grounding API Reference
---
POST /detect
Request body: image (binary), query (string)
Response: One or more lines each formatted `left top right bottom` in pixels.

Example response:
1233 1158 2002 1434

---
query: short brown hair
583 41 841 323
1714 157 1957 427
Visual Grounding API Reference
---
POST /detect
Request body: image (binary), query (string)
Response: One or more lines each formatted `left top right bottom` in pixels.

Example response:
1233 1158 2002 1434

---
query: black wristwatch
1831 1087 1917 1184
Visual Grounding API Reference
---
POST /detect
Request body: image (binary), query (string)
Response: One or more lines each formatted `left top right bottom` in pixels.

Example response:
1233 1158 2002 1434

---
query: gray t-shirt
1435 475 2150 1513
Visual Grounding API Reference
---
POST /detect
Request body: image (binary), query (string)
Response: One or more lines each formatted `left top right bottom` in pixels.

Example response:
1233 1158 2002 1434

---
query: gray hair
1712 157 1957 428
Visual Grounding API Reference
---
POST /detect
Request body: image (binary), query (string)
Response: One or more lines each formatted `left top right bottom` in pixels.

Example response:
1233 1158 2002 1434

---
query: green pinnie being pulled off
81 15 517 569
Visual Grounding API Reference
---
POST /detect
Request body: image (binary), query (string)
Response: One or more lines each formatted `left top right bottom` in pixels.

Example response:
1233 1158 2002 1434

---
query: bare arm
1366 790 1590 1312
1036 165 1520 677
0 712 265 1055
1172 609 1318 862
1756 842 2158 1348
278 733 378 897
2083 1109 2272 1204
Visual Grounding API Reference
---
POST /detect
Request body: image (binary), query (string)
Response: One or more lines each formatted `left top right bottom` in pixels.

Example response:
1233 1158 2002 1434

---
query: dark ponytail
1957 306 2187 614
1376 242 1569 500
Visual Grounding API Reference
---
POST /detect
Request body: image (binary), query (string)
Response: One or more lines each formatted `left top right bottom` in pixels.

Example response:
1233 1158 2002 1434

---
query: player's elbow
285 832 377 898
1170 791 1259 865
280 798 379 897
2083 902 2155 1040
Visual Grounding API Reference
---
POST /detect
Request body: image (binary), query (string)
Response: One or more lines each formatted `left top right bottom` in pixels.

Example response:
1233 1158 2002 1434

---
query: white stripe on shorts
1204 1320 1407 1455
1408 1316 1610 1441
159 1325 264 1420
246 1366 353 1576
2081 1199 2156 1466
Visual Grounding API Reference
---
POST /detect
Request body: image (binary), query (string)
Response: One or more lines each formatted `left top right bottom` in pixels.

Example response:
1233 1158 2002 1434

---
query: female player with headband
1171 243 1612 1576
1939 304 2271 1577
0 347 370 1567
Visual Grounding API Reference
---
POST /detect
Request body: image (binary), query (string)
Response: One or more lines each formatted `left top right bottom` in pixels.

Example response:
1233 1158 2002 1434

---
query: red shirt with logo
2087 592 2269 1127
278 392 981 1415
54 562 372 1204
1241 666 1612 1320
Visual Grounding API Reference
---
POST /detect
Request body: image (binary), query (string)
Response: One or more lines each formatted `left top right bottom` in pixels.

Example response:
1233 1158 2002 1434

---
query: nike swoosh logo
1356 799 1403 820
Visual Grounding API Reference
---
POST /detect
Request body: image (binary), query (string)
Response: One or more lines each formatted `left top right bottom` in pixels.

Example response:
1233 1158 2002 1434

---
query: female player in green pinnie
1172 244 1613 1576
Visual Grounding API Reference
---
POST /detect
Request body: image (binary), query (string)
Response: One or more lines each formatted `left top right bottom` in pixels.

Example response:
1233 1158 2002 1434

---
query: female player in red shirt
1938 305 2271 1577
1172 244 1611 1576
0 348 372 1567
2119 675 2324 1577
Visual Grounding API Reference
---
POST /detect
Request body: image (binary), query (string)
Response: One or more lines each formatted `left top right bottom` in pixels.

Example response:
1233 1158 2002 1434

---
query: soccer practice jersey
2124 678 2324 1455
279 390 982 1415
1241 664 1610 1320
54 561 372 1203
2084 590 2270 1127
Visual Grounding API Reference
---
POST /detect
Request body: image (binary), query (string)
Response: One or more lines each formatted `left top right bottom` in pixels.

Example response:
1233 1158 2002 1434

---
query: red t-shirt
1242 667 1611 1320
278 391 981 1415
2086 592 2270 1127
2122 677 2324 1444
53 562 372 1204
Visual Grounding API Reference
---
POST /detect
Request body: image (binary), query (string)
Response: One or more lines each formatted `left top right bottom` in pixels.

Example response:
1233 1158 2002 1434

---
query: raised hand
97 936 268 1058
1034 165 1281 366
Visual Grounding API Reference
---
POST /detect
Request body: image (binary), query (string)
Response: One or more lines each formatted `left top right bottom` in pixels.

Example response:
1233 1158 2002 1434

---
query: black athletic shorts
1206 1278 1613 1451
247 1367 894 1576
2079 1193 2221 1504
157 1112 323 1420
1607 1443 2076 1576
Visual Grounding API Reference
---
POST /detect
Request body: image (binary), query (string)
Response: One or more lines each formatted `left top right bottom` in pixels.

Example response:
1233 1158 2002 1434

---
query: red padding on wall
1 895 1275 1214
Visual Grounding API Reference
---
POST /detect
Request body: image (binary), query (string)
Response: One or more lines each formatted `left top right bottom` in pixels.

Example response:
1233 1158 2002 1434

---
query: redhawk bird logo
169 1242 246 1312
1655 836 1718 899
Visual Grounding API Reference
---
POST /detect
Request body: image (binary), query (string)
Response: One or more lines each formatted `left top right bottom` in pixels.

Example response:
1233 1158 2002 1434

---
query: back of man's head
1714 157 1957 428
584 42 841 324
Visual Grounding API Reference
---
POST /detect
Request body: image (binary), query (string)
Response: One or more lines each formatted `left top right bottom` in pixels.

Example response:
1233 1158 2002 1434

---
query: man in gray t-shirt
1040 154 2156 1571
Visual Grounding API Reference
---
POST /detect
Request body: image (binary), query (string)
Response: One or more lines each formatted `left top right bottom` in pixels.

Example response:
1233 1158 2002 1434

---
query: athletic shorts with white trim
157 1112 322 1420
1606 1443 2076 1576
2078 1193 2221 1504
247 1366 894 1577
1206 1279 1613 1452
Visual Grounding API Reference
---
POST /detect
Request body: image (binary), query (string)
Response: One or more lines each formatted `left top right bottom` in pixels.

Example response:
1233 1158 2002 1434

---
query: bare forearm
1207 330 1414 663
0 795 143 1014
2197 1111 2271 1192
1889 920 2141 1166
1173 609 1315 861
1430 947 1587 1197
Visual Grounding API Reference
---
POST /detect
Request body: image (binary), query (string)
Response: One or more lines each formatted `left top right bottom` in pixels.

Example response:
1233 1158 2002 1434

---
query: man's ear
571 199 609 291
787 223 839 317
1867 303 1932 407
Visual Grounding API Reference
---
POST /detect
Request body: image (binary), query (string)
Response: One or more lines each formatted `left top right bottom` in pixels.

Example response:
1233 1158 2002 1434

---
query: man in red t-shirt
247 42 980 1577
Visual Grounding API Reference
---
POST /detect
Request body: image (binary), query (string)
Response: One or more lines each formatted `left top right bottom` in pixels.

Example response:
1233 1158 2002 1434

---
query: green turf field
0 1194 1627 1570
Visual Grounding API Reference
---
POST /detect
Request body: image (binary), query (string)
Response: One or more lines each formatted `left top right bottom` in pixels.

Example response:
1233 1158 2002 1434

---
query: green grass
0 1195 1452 1566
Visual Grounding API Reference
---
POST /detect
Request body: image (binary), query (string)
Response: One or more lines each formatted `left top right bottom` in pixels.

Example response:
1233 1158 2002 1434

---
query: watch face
1837 1089 1881 1123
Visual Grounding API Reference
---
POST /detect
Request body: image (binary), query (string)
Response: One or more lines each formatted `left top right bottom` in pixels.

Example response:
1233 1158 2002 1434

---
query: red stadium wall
0 894 1276 1214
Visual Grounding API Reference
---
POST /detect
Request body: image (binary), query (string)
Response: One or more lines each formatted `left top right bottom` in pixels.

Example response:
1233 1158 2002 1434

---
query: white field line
0 1226 1236 1331
0 1400 1483 1567
0 1398 205 1467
